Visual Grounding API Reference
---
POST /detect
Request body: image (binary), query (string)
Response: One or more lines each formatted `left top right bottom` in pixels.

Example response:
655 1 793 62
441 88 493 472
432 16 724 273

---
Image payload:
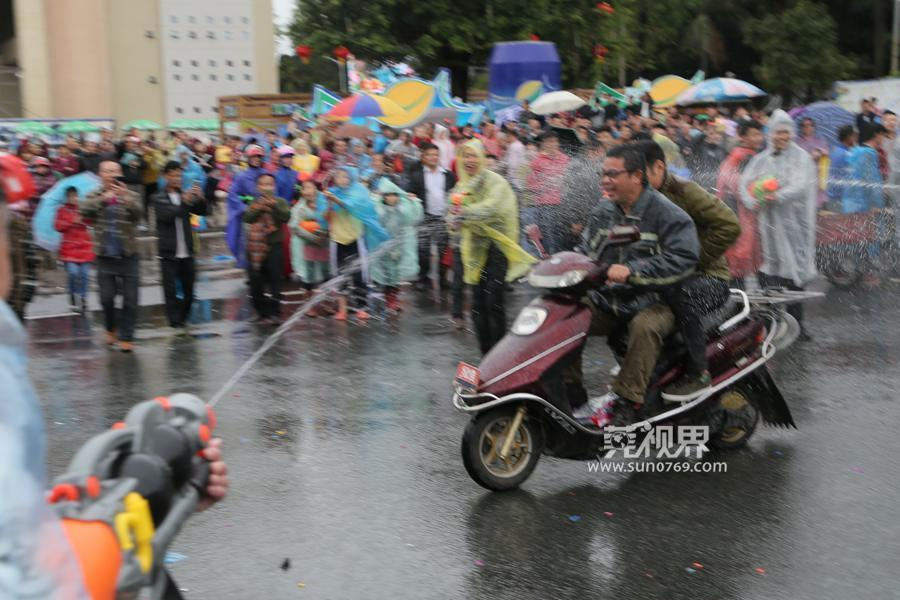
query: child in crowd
53 186 94 313
371 179 423 313
289 178 331 315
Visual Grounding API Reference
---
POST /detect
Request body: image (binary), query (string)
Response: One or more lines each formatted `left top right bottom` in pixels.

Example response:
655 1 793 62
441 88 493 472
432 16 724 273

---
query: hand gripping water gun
48 394 217 600
748 175 780 205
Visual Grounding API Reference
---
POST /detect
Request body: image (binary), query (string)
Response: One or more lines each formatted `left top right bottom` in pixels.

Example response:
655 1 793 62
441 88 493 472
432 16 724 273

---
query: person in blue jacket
226 144 266 268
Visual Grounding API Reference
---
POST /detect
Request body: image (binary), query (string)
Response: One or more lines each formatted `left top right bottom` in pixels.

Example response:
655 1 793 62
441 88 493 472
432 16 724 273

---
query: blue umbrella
32 172 101 252
675 77 766 106
789 101 855 148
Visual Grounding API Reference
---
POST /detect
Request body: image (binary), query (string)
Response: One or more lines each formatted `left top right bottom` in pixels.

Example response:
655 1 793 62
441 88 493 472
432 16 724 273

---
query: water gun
240 194 256 205
49 394 216 600
749 175 779 204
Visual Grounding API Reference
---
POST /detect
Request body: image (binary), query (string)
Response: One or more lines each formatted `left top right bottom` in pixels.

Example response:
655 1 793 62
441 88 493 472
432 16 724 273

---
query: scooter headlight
511 306 548 336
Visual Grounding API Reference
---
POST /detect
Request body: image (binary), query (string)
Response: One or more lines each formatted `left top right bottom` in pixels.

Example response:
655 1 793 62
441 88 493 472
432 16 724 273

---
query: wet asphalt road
26 280 900 599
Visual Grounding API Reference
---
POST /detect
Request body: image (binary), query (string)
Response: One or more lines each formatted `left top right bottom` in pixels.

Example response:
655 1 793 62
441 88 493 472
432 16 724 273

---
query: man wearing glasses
565 144 700 426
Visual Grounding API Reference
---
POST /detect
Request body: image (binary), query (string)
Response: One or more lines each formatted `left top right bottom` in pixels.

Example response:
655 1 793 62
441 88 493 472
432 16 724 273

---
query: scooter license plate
455 362 480 394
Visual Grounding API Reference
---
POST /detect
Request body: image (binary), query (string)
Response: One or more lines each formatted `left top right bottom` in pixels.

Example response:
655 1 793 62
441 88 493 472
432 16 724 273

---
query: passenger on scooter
634 140 740 401
565 144 700 426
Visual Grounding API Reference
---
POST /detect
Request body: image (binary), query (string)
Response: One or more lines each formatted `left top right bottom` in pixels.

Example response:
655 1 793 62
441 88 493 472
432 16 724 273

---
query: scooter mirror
607 224 641 245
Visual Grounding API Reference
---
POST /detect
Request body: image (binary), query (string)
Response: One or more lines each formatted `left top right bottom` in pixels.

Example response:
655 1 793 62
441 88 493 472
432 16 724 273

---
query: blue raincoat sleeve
0 301 89 598
227 169 260 268
328 167 390 250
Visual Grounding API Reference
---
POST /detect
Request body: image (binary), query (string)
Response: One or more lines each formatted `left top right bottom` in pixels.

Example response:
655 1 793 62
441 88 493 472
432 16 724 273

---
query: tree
687 14 727 73
744 0 854 102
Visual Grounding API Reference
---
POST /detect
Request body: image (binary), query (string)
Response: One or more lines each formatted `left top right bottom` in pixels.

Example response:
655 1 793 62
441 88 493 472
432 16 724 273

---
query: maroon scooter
453 225 816 491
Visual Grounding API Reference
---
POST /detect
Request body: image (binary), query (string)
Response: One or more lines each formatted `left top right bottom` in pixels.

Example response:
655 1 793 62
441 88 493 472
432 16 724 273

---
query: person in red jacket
54 186 95 313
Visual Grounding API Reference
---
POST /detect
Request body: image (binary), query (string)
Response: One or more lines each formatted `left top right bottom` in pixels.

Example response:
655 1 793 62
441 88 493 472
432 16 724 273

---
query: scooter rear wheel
708 387 760 450
461 406 544 491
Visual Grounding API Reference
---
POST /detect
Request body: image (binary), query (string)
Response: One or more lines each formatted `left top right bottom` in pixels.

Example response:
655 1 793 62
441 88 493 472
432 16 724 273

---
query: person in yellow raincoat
450 139 536 353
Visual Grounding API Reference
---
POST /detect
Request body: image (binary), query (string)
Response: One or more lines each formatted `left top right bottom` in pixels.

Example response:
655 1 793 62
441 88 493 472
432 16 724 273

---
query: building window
243 60 251 67
191 74 199 81
190 60 198 67
241 16 249 24
210 74 217 81
226 74 234 81
173 74 181 81
175 107 184 114
226 60 233 67
172 60 180 67
194 107 201 114
207 16 215 24
170 31 179 40
224 16 232 24
188 16 196 24
170 15 178 24
188 31 197 39
209 60 216 67
244 74 252 81
241 30 249 40
224 31 233 40
207 31 215 40
211 106 218 114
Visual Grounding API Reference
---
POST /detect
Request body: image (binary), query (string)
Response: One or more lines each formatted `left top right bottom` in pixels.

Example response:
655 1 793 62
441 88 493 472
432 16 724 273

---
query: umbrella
32 172 101 252
530 91 586 115
122 119 162 131
789 101 855 148
325 93 404 120
56 121 101 134
169 118 219 131
675 77 766 106
14 121 54 135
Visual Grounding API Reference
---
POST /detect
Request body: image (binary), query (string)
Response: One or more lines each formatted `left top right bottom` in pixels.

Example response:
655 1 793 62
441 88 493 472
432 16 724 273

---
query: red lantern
593 44 609 63
333 45 350 63
529 33 540 41
596 2 615 14
295 44 312 64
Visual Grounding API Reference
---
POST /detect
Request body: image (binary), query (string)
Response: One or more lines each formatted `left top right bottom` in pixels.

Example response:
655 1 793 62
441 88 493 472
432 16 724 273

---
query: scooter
453 225 820 491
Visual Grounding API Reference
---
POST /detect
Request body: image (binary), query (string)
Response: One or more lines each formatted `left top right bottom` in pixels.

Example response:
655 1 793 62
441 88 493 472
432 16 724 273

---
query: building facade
2 0 277 126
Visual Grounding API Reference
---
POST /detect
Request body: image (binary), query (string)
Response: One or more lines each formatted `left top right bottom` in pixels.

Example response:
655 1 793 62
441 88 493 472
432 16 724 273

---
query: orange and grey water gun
48 393 217 600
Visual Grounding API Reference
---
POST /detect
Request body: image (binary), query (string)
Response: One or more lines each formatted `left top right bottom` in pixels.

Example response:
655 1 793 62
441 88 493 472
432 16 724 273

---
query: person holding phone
81 161 143 352
153 161 208 333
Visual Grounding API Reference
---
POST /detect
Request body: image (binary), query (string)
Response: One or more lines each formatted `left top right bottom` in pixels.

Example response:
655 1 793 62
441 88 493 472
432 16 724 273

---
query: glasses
602 168 630 179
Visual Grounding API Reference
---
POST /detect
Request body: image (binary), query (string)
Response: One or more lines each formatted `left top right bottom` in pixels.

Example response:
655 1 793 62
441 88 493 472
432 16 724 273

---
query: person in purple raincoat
226 144 266 268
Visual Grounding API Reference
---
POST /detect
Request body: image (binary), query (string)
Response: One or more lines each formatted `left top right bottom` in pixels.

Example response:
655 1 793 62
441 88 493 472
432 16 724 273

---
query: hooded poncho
370 178 424 286
327 166 389 251
738 109 817 286
453 140 536 284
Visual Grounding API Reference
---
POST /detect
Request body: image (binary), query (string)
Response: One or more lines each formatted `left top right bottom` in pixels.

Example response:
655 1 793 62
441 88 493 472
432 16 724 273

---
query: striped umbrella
675 77 766 106
325 93 404 120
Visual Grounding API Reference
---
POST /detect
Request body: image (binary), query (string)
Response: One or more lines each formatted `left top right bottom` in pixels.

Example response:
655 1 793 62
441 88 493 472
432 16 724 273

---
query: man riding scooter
563 144 700 426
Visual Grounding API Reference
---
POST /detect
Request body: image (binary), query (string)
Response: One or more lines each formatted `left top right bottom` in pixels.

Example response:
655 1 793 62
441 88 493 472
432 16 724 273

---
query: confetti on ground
685 567 696 574
603 511 614 518
164 552 187 565
755 567 766 575
474 559 486 567
692 562 704 569
568 515 582 522
281 559 291 571
851 466 864 474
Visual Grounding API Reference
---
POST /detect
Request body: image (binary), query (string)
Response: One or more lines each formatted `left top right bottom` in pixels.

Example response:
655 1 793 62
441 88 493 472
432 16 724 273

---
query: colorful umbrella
675 77 766 106
122 119 162 131
325 93 404 120
14 121 54 135
56 121 101 134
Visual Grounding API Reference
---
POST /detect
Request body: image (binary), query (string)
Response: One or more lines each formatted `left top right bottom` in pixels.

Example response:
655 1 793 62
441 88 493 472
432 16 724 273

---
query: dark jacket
81 188 143 257
403 163 457 216
242 196 291 245
153 188 208 259
583 186 700 318
659 173 740 281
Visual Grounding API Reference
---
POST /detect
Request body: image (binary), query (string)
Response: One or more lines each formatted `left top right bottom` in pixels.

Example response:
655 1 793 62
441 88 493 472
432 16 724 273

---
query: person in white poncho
739 109 818 338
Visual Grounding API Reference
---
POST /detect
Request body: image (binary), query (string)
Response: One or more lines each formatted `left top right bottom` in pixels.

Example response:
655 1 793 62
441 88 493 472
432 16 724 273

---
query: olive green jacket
81 188 143 257
660 174 740 281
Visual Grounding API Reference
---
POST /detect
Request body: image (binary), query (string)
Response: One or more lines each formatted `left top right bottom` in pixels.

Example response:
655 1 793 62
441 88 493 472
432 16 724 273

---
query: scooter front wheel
461 405 544 491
